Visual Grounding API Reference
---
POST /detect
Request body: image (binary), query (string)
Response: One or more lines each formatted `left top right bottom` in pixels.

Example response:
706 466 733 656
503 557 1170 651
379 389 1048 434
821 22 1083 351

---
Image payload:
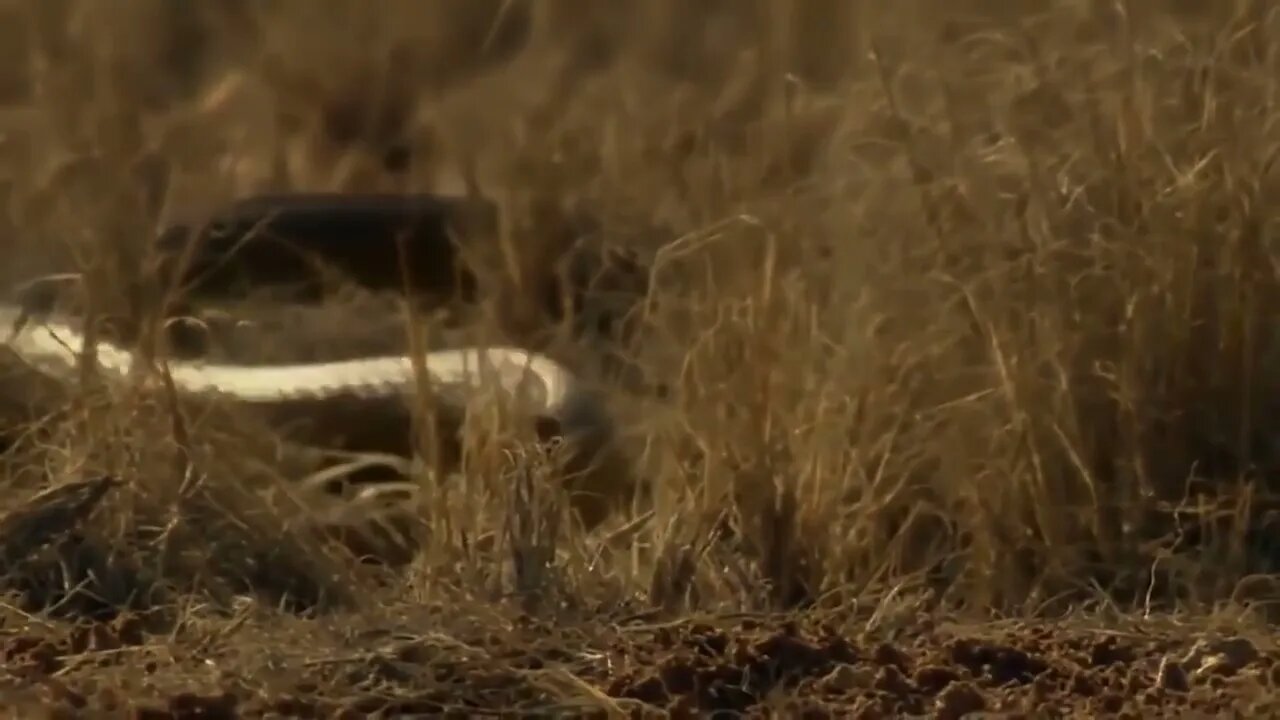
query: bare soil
3 605 1279 718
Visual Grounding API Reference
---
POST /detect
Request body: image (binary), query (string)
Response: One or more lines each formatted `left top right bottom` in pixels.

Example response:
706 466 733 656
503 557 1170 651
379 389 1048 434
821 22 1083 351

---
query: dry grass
3 0 1280 715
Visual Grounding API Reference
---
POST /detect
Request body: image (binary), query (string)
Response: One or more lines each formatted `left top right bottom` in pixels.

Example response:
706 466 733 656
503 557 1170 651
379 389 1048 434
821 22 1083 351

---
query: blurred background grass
1 0 1280 622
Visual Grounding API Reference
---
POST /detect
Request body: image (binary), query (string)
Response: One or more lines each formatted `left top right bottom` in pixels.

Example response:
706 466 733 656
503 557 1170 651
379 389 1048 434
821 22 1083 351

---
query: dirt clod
934 680 986 719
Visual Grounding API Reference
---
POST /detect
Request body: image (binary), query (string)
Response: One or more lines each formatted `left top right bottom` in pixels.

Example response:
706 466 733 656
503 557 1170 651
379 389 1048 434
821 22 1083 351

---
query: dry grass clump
1 0 1280 662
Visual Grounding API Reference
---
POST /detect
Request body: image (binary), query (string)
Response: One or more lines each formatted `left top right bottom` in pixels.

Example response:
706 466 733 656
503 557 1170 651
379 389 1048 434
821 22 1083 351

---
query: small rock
934 681 986 719
818 663 874 693
1094 692 1125 714
1267 661 1280 688
1157 656 1190 692
914 664 961 694
872 664 915 698
1183 636 1260 676
873 642 911 671
1196 654 1245 679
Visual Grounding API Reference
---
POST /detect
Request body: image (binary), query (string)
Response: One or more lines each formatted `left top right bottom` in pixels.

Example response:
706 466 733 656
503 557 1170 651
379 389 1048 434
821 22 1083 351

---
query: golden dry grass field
3 0 1280 717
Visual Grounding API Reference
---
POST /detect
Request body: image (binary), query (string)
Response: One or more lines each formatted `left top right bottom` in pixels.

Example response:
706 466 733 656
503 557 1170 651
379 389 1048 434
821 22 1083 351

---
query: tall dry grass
1 0 1280 624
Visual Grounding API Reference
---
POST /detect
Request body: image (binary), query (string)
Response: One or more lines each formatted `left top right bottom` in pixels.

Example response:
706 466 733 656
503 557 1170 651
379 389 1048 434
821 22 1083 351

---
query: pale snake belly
0 301 623 524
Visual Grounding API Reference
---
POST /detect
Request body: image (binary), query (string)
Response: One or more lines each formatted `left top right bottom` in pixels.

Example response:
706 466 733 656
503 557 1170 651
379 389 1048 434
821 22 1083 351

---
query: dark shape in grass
153 193 492 308
149 192 651 348
0 476 118 571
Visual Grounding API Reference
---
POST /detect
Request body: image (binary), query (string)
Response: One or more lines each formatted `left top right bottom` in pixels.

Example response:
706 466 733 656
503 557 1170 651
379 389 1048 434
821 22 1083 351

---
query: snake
0 297 625 526
0 193 643 528
150 192 648 345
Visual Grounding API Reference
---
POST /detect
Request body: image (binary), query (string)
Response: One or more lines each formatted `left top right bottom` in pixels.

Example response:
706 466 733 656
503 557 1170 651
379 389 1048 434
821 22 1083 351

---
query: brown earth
3 605 1279 718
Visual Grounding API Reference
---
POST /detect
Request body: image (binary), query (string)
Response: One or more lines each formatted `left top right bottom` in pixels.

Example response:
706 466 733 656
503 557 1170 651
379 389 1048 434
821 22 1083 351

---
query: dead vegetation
3 0 1280 715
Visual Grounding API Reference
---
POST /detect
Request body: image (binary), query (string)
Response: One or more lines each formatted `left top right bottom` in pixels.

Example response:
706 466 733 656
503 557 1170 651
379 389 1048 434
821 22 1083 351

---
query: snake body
152 192 647 346
153 193 493 307
1 193 640 527
0 301 623 521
